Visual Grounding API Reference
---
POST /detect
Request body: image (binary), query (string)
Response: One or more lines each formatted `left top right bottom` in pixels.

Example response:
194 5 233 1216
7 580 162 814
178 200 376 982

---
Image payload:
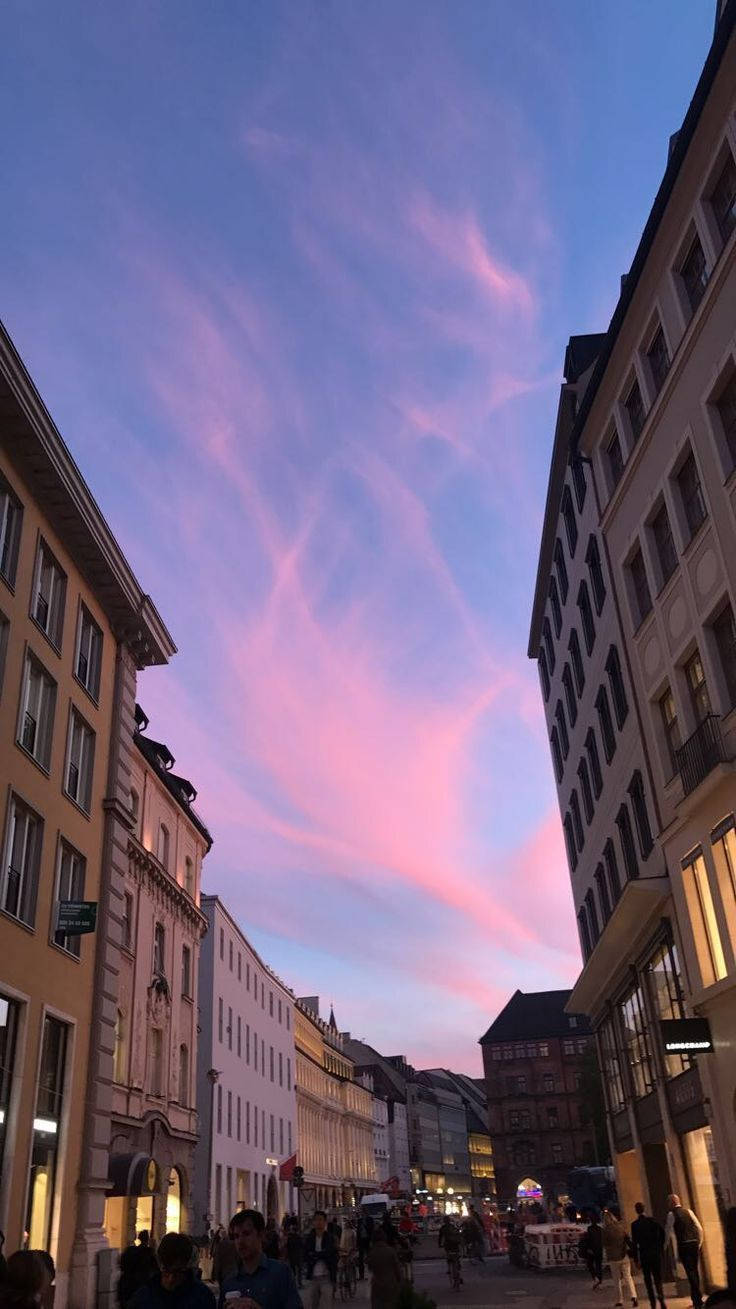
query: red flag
280 1153 297 1181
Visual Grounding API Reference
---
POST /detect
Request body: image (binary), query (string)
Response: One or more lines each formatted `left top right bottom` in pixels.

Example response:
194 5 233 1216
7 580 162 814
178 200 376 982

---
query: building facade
480 991 596 1209
528 2 736 1288
0 323 174 1308
193 896 297 1230
342 1040 412 1196
103 712 211 1250
295 1000 375 1214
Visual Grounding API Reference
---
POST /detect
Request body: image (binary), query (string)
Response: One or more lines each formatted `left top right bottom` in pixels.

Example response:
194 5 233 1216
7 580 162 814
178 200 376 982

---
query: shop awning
279 1153 297 1181
107 1153 158 1197
567 876 670 1017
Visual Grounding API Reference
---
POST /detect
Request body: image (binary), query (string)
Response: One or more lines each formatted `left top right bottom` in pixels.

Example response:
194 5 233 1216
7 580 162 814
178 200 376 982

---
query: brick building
479 990 597 1208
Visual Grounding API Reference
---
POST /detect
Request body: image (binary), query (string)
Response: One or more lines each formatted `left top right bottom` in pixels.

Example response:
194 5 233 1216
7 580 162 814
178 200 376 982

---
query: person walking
219 1209 302 1309
212 1226 238 1289
304 1212 337 1309
666 1194 704 1309
580 1211 604 1290
603 1207 638 1307
356 1217 369 1282
631 1202 666 1309
366 1230 402 1309
120 1232 159 1307
286 1223 304 1288
129 1234 215 1308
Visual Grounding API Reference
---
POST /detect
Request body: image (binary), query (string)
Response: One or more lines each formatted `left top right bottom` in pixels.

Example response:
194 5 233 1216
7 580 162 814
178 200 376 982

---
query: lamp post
206 1069 221 1227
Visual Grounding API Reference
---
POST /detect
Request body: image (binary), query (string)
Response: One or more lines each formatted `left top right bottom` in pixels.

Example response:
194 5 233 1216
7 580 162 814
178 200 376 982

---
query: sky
1 1 713 1072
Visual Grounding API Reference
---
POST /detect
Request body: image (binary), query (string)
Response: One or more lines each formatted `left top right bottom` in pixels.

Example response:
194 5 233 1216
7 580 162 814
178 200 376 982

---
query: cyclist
438 1217 463 1289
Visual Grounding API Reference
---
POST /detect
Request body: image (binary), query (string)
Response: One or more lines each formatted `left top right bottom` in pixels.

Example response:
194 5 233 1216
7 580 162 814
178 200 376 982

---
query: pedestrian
631 1202 666 1309
286 1223 304 1288
304 1212 337 1309
0 1252 50 1309
263 1220 282 1261
603 1206 638 1307
120 1232 159 1307
579 1211 604 1291
219 1209 302 1309
666 1194 703 1309
129 1233 215 1308
356 1218 369 1281
366 1230 402 1309
212 1227 238 1288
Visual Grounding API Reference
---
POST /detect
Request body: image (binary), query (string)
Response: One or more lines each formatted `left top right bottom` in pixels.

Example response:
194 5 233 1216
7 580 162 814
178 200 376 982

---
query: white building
359 1078 390 1184
193 897 297 1229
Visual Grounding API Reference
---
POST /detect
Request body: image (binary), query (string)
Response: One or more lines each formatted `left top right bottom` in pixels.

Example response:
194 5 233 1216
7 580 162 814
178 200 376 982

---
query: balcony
675 715 728 797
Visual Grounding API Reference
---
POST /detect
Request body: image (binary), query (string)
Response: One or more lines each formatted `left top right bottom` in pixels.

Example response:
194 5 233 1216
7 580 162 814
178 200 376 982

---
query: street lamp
206 1069 221 1227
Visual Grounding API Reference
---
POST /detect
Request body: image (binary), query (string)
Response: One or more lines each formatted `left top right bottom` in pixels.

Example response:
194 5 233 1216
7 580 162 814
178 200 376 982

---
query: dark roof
466 1104 490 1137
563 333 607 385
342 1037 409 1102
478 989 590 1043
134 729 213 849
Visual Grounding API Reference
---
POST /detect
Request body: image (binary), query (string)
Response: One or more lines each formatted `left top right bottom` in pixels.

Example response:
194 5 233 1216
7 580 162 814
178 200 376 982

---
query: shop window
646 941 690 1078
0 994 20 1182
599 1018 625 1111
26 1016 68 1250
682 850 727 986
619 983 654 1099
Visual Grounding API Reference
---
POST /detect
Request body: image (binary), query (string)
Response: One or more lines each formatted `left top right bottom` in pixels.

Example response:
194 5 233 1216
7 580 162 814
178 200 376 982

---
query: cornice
128 838 208 935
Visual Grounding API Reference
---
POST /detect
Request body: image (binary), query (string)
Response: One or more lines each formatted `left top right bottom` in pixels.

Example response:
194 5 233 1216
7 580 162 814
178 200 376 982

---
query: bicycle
337 1252 357 1300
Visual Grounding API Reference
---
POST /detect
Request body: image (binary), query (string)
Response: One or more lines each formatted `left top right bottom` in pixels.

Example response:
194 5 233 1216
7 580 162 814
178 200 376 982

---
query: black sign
56 900 98 936
660 1017 713 1054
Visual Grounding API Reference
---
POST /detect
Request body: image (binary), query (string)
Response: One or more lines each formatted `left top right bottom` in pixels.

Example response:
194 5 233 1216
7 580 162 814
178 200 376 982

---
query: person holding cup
219 1211 302 1309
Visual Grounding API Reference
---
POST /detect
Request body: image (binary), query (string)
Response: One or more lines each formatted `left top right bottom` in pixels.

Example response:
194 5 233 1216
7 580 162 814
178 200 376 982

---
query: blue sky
1 1 712 1070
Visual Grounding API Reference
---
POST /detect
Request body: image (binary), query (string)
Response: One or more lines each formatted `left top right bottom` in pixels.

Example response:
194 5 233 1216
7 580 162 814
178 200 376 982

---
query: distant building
480 990 595 1208
194 896 297 1229
424 1070 495 1205
342 1038 411 1195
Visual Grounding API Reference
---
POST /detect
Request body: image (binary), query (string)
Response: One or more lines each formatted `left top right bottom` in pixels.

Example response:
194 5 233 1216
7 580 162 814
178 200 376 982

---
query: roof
563 333 607 385
0 320 175 667
478 989 590 1043
135 727 213 848
341 1037 409 1102
200 895 295 997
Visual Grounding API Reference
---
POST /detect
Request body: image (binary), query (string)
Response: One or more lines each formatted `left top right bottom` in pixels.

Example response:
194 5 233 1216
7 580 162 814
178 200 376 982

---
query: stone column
68 644 138 1309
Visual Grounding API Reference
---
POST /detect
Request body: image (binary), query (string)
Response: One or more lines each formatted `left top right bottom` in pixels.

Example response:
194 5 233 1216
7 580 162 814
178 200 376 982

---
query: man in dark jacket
666 1195 704 1309
579 1212 604 1290
304 1212 337 1309
130 1233 215 1308
631 1203 666 1309
286 1223 304 1287
120 1231 159 1307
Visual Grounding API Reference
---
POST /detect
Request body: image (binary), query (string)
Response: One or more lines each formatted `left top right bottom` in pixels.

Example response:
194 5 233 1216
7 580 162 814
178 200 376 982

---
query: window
619 983 654 1098
604 838 621 905
237 1096 241 1141
647 941 690 1077
628 771 653 859
677 451 707 539
571 458 586 511
543 1073 554 1092
683 850 727 985
491 1045 502 1061
551 1143 563 1163
32 541 66 649
75 606 102 700
279 1051 283 1086
562 1038 575 1055
584 888 599 945
218 997 223 1043
238 952 242 981
228 1090 233 1137
629 548 652 626
270 1046 274 1082
181 945 191 997
229 940 233 972
516 1076 526 1093
660 686 681 777
563 814 578 872
710 149 736 245
680 235 708 315
553 539 568 602
570 791 584 852
577 581 595 654
287 1056 291 1090
237 1015 241 1057
509 1110 519 1129
542 618 556 675
0 476 23 587
607 429 624 490
228 1006 233 1051
617 803 639 880
599 1018 625 1111
595 686 616 763
150 1028 163 1097
526 1043 536 1057
0 609 8 698
129 788 140 827
586 536 606 614
26 1016 68 1251
538 1042 549 1057
184 856 195 898
269 990 274 1017
217 1084 222 1133
158 823 170 871
65 709 95 812
549 577 562 638
114 1010 127 1084
278 999 282 1024
578 906 591 960
2 793 43 926
625 377 646 443
578 758 594 823
122 891 133 950
538 649 550 701
562 664 577 727
179 1045 189 1104
153 923 165 976
605 645 628 728
595 863 611 923
568 629 584 696
54 841 85 957
220 928 224 960
561 486 577 556
18 653 56 769
554 701 569 758
685 650 711 724
651 502 677 586
713 604 736 709
647 327 670 395
585 728 602 798
715 370 736 471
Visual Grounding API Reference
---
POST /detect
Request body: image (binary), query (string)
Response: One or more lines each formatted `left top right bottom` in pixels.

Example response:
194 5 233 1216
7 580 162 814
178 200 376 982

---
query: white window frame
2 792 43 926
53 840 86 957
32 538 67 650
74 604 102 701
158 823 170 870
0 476 23 586
64 707 95 812
18 651 56 770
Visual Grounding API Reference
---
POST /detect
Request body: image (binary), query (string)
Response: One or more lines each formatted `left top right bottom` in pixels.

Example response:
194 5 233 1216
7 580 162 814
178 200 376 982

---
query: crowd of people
0 1235 55 1309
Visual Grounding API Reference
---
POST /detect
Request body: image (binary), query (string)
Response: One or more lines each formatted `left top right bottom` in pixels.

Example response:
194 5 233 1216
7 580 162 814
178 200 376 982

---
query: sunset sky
2 1 712 1071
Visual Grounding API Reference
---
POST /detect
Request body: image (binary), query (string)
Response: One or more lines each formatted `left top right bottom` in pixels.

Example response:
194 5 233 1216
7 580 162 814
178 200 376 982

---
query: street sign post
56 901 98 936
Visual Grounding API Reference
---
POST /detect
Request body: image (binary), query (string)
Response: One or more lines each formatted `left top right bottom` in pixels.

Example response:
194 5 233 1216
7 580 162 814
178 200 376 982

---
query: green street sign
57 900 98 936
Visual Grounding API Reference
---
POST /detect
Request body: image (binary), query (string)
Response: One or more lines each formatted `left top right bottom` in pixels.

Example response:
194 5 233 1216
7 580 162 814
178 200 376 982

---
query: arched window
154 922 165 975
166 1167 182 1232
114 1010 127 1084
158 823 170 870
179 1044 189 1104
184 856 194 898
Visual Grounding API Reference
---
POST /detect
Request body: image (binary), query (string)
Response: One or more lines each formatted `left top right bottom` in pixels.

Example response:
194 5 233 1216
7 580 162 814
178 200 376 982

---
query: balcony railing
675 714 727 796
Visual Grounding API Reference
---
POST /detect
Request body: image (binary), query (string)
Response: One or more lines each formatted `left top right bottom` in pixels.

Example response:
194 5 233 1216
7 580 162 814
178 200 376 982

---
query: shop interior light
0 1109 4 1124
33 1117 57 1134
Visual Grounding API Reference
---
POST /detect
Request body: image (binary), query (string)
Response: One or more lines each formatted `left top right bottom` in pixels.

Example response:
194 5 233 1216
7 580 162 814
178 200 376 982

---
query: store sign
57 900 98 936
661 1017 713 1054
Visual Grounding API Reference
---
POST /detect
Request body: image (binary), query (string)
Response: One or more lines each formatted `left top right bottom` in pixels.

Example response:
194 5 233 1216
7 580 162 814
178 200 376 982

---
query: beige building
295 999 375 1214
529 3 736 1292
0 322 174 1308
104 708 210 1251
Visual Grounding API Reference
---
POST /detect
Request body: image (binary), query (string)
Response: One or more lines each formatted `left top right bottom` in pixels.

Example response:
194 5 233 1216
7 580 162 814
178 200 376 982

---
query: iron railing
675 714 727 796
